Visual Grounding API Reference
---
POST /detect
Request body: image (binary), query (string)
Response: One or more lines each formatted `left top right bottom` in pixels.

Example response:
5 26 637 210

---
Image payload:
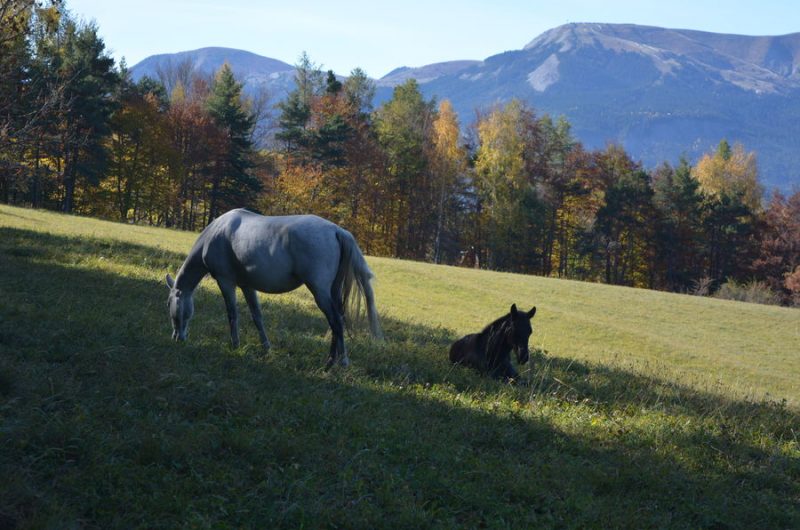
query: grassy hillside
1 204 798 528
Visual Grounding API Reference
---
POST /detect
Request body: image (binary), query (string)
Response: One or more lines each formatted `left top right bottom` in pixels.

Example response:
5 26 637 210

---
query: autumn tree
753 190 800 302
429 99 468 263
337 68 384 249
0 0 62 205
103 72 175 222
374 79 437 259
693 139 763 212
474 100 544 271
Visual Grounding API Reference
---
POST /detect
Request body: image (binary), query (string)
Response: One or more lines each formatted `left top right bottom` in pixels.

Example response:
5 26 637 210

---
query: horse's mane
479 312 513 360
479 312 510 336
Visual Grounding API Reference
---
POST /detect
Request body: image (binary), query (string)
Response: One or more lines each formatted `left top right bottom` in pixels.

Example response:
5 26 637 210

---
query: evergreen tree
701 192 758 285
275 52 323 157
57 19 119 213
343 67 375 117
652 158 705 290
205 63 258 220
586 147 655 286
309 71 351 168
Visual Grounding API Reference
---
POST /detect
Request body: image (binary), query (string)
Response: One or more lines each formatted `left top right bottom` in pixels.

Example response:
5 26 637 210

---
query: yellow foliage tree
430 100 466 262
475 100 527 202
692 139 763 211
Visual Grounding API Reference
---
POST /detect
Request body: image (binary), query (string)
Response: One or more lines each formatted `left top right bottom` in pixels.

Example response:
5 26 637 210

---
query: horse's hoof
339 356 351 368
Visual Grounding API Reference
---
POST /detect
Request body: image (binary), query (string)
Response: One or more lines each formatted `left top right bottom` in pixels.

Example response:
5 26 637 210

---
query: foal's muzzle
517 347 530 364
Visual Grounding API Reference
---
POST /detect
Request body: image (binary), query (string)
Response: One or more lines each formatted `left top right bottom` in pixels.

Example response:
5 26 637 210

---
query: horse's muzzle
517 348 530 364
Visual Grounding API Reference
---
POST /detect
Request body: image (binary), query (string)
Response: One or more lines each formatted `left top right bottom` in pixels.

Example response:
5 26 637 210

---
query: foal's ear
166 273 175 289
510 303 518 317
527 306 537 319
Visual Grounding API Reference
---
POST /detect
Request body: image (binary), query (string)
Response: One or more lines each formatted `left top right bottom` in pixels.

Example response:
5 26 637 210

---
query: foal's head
165 274 194 342
508 304 536 364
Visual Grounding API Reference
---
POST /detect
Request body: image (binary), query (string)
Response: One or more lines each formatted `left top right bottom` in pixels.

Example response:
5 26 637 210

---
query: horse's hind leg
308 284 347 369
216 278 240 348
242 287 270 350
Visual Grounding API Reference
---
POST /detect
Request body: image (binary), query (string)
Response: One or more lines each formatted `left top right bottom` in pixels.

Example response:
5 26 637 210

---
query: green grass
1 204 798 528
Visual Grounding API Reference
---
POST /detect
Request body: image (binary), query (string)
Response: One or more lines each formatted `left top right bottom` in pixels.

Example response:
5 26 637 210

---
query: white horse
165 208 382 367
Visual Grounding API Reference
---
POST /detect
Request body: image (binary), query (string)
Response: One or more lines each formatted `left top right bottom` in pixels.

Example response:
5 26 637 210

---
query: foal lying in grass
449 304 536 383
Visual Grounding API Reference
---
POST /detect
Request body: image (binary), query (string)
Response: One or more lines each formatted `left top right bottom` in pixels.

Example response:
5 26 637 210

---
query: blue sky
67 0 799 78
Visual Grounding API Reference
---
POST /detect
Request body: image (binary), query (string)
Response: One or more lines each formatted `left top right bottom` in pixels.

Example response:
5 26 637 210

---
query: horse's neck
175 247 207 292
483 321 510 360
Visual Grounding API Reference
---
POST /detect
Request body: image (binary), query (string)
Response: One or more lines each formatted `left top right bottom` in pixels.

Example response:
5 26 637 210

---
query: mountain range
130 23 800 189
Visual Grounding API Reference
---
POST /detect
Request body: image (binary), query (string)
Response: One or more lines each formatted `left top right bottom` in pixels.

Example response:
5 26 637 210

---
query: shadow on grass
0 227 798 528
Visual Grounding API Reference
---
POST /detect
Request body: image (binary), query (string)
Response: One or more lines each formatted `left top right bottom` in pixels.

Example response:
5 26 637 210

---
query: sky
66 0 800 79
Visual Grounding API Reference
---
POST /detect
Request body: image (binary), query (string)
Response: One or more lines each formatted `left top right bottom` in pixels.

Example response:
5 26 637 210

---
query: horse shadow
1 226 798 528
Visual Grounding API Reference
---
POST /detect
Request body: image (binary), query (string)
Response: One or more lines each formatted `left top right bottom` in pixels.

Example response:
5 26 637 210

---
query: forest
2 1 799 305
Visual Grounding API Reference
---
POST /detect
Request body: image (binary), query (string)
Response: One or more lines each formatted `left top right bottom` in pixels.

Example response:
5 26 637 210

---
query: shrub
784 266 800 306
714 279 782 306
689 276 714 297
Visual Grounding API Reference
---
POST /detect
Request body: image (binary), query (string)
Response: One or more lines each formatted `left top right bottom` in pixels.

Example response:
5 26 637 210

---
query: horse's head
509 304 536 364
166 273 194 342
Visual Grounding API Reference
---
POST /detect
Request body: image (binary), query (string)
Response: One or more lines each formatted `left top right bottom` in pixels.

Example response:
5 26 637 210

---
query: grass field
1 204 798 528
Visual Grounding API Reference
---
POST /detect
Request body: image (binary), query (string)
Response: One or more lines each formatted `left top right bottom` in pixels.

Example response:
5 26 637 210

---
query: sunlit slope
2 204 798 404
2 204 799 528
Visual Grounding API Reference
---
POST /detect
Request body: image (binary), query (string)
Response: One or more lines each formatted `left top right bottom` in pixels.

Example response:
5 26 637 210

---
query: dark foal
449 304 537 382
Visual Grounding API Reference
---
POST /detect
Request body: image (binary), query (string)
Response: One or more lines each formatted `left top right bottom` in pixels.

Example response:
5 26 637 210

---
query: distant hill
376 60 480 87
130 47 296 98
130 25 800 189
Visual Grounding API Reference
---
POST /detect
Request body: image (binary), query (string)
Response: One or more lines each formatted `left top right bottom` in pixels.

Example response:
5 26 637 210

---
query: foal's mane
480 312 511 337
479 312 515 360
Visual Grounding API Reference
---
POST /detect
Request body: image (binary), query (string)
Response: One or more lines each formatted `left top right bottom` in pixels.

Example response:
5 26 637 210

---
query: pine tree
275 52 323 158
57 20 119 213
206 63 258 220
652 158 705 290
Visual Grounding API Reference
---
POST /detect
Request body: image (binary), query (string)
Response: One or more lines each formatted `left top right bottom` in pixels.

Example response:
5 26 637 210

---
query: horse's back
200 209 343 293
449 333 479 364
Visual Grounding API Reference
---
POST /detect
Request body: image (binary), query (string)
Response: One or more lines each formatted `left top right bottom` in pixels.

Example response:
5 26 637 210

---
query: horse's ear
510 303 518 317
166 273 175 289
528 306 537 319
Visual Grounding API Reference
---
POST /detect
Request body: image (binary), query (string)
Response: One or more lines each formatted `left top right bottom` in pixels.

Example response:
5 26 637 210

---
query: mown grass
1 204 798 528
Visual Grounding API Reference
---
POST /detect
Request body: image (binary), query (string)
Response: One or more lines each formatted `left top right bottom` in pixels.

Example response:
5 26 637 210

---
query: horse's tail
335 229 383 340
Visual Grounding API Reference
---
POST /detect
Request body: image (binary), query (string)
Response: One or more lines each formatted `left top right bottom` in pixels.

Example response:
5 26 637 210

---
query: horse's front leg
216 279 240 348
504 363 521 384
242 287 270 350
492 361 519 384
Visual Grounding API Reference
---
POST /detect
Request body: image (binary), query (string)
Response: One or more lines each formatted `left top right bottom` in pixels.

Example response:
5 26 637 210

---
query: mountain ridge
130 24 800 189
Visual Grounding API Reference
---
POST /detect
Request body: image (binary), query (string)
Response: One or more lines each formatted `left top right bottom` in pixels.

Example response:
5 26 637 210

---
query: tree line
2 0 799 305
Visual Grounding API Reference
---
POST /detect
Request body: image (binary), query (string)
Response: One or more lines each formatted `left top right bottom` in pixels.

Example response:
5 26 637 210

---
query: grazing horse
449 304 536 382
165 208 382 368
